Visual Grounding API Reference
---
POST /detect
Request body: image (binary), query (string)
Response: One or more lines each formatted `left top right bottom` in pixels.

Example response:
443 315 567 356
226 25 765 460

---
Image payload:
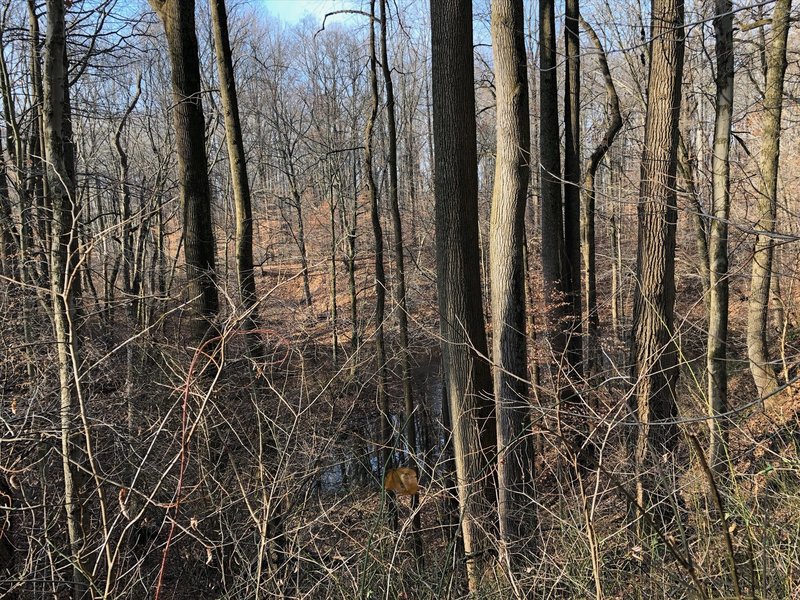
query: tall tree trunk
580 16 622 375
539 0 566 367
379 0 421 559
379 0 416 467
43 1 87 597
563 0 582 369
541 0 588 468
430 0 496 590
747 0 791 399
210 0 263 357
707 0 733 471
342 146 359 373
366 0 390 472
489 0 535 564
29 0 50 287
630 0 684 520
149 0 219 344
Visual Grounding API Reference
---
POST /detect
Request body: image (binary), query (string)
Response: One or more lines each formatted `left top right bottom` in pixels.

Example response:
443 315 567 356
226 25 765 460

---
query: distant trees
3 0 800 596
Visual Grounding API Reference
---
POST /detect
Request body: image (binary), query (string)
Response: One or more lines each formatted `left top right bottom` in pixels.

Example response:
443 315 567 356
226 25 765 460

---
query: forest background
1 0 799 598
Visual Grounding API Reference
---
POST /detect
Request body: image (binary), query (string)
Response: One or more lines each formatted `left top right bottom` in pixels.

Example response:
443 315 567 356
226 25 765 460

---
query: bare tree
707 0 734 470
630 0 684 516
747 0 791 399
430 0 496 590
580 16 622 374
149 0 219 343
210 0 261 356
365 0 390 472
43 0 87 596
489 0 534 564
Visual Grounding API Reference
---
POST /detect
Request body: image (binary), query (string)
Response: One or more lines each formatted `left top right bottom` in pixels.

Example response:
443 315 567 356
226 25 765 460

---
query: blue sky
257 0 356 25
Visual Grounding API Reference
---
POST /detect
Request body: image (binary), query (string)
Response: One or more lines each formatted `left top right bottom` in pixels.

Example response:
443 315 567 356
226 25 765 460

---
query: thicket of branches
1 0 799 598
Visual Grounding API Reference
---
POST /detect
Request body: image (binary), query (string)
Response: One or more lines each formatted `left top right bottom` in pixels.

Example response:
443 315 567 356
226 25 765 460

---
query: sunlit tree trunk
630 0 684 519
747 0 791 399
489 0 535 565
210 0 263 357
707 0 733 470
430 0 496 590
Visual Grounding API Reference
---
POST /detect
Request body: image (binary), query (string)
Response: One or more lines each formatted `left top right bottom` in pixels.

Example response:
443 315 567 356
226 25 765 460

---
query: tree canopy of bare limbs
0 0 799 598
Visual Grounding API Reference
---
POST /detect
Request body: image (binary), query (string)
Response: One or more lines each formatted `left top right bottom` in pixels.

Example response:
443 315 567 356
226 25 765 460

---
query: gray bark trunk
707 0 733 470
630 0 684 518
430 0 497 589
747 0 791 399
489 0 534 563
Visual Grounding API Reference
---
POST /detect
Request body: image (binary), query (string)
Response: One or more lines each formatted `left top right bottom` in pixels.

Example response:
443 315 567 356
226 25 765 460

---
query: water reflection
318 355 445 495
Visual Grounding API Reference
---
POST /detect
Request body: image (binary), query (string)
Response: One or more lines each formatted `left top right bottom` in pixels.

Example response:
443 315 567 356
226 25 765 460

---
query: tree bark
149 0 219 344
489 0 534 564
430 0 496 590
630 0 684 517
563 0 582 368
366 0 391 472
747 0 791 399
707 0 733 471
539 0 567 368
210 0 263 357
379 0 415 463
43 1 88 597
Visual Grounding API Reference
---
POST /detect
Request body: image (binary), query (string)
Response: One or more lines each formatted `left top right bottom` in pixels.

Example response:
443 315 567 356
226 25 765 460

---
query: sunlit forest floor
2 198 800 599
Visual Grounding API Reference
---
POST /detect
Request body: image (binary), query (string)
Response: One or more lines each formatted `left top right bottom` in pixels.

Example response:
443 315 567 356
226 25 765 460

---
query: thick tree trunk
489 0 534 564
630 0 684 517
707 0 733 471
747 0 791 399
430 0 496 590
149 0 219 344
539 0 566 363
210 0 262 357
